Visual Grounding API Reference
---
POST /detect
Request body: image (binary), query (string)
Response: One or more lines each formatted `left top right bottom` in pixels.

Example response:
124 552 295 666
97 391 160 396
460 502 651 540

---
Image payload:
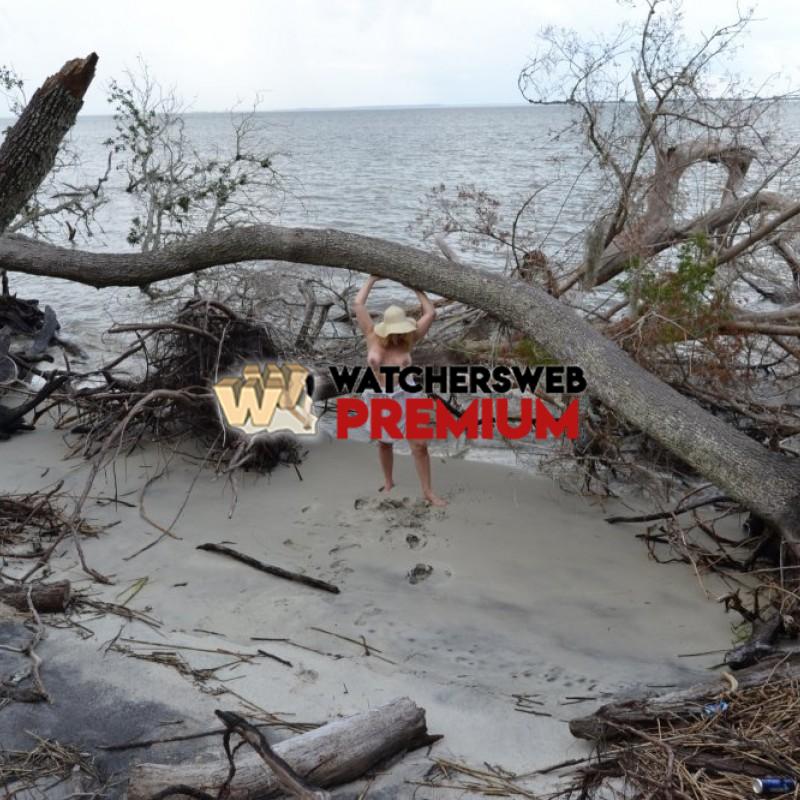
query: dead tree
0 53 98 234
0 47 799 559
413 3 800 519
3 225 800 555
0 53 98 435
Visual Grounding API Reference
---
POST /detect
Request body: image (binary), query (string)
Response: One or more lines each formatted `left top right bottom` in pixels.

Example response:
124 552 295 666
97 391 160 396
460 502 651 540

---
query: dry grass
569 673 800 800
0 735 104 800
0 483 100 552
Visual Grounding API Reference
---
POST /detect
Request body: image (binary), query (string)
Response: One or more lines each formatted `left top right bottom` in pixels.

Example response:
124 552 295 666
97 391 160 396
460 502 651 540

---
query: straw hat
373 305 417 338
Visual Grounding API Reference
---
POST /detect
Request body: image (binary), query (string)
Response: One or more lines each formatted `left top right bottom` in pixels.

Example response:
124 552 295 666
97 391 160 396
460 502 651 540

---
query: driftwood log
128 697 434 800
0 580 71 612
215 710 329 800
569 655 800 741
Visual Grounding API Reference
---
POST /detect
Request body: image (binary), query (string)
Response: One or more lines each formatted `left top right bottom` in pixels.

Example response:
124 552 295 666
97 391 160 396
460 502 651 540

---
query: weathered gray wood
569 655 800 741
2 225 800 554
0 580 71 613
214 710 329 800
127 697 432 800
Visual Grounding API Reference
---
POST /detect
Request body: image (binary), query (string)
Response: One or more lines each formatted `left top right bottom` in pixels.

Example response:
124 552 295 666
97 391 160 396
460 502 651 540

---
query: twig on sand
605 493 731 524
75 596 162 629
99 721 280 752
119 637 262 660
307 627 397 665
196 543 340 595
255 649 293 668
412 757 539 798
250 636 343 661
0 587 50 702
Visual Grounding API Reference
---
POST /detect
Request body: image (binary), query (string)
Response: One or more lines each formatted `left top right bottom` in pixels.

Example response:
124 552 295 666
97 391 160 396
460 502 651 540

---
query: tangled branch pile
568 668 800 800
0 736 103 800
0 484 99 555
604 492 800 671
62 298 303 474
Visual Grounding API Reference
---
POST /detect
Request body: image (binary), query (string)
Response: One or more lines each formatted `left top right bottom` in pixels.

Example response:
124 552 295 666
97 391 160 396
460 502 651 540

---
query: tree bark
0 580 71 612
2 224 799 552
127 697 431 800
0 53 98 234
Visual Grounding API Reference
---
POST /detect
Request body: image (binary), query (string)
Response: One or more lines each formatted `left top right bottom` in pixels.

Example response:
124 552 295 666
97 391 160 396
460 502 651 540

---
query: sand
0 424 737 797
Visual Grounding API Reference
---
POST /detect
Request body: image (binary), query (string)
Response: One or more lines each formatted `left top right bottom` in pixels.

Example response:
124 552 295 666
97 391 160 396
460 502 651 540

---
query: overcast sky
1 0 798 115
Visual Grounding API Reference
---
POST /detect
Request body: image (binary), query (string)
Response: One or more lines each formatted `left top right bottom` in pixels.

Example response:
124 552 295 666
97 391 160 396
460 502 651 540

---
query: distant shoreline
4 96 794 122
1 102 538 123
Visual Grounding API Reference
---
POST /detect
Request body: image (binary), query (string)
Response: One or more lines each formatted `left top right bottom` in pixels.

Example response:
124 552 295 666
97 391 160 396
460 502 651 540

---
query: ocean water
5 102 800 467
5 101 800 356
6 104 590 353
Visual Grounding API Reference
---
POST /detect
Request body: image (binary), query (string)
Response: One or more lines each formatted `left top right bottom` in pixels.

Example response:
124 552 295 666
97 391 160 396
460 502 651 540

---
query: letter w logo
213 363 318 436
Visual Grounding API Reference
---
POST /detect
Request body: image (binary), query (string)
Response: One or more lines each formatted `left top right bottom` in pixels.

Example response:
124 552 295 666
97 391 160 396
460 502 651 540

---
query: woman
352 275 447 507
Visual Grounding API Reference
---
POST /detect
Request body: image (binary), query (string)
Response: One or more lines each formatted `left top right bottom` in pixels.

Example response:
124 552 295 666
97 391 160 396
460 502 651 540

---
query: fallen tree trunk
569 655 800 741
0 580 71 613
0 53 98 234
127 697 433 800
2 225 800 554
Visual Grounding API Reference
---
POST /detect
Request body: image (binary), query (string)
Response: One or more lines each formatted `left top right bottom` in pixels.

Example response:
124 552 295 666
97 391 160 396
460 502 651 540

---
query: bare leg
409 442 447 506
378 442 395 492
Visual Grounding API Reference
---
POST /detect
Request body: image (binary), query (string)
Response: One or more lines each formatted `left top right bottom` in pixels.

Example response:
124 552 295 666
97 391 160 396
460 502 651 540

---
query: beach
1 423 736 796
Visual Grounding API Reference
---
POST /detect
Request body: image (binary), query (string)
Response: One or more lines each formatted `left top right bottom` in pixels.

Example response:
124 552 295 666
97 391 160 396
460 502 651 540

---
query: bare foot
424 491 448 507
379 480 395 493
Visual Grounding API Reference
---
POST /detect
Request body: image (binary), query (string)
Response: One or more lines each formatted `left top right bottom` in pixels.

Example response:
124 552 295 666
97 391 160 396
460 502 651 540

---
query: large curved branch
640 139 755 229
589 190 800 287
2 224 800 549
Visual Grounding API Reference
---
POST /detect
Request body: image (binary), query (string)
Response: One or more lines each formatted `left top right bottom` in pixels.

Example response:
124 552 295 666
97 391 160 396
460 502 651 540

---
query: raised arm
413 288 436 341
352 275 379 336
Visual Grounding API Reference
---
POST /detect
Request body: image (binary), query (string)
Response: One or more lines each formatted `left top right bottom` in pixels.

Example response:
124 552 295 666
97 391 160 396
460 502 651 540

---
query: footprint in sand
407 563 433 584
406 532 426 549
352 496 437 533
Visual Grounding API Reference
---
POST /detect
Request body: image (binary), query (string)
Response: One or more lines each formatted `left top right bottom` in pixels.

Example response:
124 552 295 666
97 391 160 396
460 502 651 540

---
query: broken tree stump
128 697 436 800
0 580 71 613
569 654 800 741
0 53 98 233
